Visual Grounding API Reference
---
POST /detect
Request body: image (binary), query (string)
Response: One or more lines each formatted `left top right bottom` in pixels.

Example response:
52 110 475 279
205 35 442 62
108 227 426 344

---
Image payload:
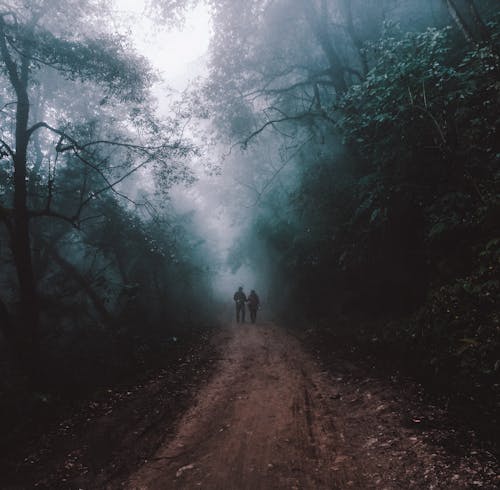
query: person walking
247 289 260 324
233 286 247 323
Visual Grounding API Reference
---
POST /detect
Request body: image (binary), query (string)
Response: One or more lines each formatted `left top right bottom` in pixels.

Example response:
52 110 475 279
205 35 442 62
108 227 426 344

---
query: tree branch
29 208 80 227
75 154 150 215
27 121 181 153
24 121 176 211
0 137 14 158
0 100 17 113
240 113 314 148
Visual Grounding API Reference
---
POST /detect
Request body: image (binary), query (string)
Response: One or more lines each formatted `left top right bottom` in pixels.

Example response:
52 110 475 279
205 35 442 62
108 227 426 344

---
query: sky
112 0 212 90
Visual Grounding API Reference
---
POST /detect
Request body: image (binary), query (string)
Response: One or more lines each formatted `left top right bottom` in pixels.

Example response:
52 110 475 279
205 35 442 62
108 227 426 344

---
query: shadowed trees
201 0 499 401
0 0 204 382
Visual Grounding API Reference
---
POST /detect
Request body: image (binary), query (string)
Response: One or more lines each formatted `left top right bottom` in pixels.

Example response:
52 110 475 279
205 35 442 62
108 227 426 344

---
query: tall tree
0 0 190 377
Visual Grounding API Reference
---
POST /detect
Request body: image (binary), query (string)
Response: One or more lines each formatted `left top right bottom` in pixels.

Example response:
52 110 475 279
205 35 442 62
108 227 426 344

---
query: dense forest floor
0 329 217 489
300 320 500 457
2 322 499 489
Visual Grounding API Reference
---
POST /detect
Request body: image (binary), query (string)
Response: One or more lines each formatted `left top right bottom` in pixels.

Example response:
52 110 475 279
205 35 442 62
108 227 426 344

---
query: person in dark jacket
247 289 260 324
233 286 247 323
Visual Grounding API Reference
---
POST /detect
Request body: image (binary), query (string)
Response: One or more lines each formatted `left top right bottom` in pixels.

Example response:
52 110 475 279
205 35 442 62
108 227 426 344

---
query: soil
122 323 498 489
2 322 499 489
0 329 216 489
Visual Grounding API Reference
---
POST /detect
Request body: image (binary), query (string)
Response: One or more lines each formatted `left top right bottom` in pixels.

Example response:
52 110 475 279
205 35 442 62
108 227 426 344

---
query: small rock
176 464 195 478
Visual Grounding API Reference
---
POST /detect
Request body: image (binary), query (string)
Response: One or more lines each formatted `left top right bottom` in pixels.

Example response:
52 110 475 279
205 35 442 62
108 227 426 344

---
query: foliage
233 10 500 403
411 237 499 392
0 0 212 392
8 23 152 101
338 23 499 175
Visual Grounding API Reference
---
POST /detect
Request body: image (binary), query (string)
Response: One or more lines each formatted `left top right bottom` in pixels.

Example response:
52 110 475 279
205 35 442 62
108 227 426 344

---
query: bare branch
246 135 315 208
0 100 17 112
27 121 182 154
29 208 79 227
75 155 150 215
240 114 312 149
0 137 14 158
78 213 105 225
239 109 337 149
73 150 141 211
24 120 184 208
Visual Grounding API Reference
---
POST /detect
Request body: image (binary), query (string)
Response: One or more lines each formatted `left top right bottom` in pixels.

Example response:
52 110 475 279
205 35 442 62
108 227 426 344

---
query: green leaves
5 22 152 102
338 26 454 164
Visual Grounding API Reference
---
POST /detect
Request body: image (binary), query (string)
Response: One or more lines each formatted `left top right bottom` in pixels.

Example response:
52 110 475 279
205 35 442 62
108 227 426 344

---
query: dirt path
123 323 499 490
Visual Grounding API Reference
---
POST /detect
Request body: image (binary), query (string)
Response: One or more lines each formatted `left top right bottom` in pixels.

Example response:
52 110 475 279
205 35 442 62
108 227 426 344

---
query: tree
188 0 442 156
0 0 191 377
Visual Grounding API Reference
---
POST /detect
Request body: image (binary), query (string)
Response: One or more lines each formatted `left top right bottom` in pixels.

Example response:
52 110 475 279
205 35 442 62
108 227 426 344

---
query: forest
0 0 499 488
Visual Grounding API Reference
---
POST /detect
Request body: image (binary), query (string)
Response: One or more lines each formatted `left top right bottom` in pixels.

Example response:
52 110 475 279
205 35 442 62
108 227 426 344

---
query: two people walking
233 286 260 324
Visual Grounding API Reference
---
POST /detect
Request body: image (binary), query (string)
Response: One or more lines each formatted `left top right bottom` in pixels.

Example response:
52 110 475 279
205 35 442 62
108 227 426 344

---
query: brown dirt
120 323 500 490
0 329 216 490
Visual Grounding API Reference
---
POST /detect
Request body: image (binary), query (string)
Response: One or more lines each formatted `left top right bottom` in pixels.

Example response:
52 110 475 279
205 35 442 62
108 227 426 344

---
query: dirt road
123 323 499 489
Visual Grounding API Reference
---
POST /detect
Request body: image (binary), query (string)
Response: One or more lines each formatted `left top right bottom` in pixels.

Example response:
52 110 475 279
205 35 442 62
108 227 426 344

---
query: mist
0 0 499 486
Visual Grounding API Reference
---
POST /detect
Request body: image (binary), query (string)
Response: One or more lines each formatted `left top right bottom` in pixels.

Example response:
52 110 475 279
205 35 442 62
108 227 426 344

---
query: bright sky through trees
113 0 211 89
110 1 248 294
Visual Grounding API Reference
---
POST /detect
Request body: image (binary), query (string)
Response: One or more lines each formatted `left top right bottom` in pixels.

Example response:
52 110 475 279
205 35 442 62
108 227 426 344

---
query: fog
109 0 500 315
0 0 497 398
1 2 498 486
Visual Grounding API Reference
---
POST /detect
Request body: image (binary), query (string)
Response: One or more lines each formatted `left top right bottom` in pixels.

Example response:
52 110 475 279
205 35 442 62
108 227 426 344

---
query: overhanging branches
18 121 190 227
238 109 337 150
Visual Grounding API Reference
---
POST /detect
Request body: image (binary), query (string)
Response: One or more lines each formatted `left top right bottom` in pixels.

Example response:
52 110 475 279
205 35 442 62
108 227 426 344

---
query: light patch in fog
213 265 258 300
113 0 211 89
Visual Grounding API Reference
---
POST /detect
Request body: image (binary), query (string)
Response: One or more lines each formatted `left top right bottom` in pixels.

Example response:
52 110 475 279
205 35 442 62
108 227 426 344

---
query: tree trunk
0 297 12 340
466 0 490 42
466 0 499 57
0 24 40 379
13 94 40 362
443 0 475 42
340 0 369 77
302 0 348 95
